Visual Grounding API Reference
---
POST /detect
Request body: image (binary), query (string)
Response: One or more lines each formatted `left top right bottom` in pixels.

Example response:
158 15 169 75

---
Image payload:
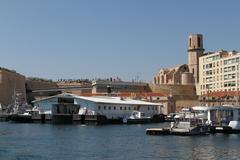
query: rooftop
33 93 161 106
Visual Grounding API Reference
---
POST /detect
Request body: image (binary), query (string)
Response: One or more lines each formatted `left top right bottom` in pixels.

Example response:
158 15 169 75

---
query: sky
0 0 240 82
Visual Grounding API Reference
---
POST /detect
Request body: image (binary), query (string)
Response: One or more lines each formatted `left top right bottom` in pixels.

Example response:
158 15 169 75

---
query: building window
128 107 131 110
209 63 212 68
98 106 101 110
192 68 194 75
104 106 106 110
114 106 116 110
148 107 150 110
108 106 111 110
124 107 126 110
189 38 192 47
120 107 122 110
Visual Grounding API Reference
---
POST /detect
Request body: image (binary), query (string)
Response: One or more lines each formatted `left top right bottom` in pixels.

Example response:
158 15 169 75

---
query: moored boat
123 110 165 124
146 109 209 136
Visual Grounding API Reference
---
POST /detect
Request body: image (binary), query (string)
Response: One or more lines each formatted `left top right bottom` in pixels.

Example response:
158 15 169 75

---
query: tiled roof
202 91 240 98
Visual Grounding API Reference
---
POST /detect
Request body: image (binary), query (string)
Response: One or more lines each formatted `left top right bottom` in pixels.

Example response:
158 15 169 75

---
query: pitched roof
32 93 162 106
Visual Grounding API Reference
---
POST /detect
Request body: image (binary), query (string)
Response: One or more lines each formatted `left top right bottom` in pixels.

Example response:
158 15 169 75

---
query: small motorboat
123 111 152 124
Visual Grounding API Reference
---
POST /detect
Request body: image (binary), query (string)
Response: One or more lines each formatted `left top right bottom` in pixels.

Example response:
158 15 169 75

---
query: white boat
9 107 40 123
123 111 152 124
129 111 151 119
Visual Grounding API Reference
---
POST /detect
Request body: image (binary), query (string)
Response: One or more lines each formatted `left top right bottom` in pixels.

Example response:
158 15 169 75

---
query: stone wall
26 78 58 91
26 78 60 103
149 84 198 114
150 84 196 96
0 69 26 106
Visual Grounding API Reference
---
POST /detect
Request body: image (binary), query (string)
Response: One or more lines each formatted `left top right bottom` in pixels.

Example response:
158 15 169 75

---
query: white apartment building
199 50 240 95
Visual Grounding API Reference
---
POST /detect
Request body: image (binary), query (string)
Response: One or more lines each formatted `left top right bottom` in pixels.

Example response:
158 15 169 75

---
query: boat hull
9 114 33 123
210 126 240 134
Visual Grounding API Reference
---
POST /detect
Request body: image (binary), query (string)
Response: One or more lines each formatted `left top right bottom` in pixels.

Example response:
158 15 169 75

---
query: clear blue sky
0 0 240 82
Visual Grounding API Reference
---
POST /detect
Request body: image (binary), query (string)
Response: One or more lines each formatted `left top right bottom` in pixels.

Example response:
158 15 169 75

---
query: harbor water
0 122 239 160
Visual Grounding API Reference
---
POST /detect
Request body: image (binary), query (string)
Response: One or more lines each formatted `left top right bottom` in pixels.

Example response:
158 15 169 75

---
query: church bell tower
188 34 205 83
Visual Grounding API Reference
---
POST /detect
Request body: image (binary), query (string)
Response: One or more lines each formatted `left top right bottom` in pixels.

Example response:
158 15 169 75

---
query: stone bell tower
188 34 205 83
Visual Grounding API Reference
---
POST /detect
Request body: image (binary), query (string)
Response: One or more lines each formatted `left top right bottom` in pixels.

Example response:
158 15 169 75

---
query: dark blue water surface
0 122 239 160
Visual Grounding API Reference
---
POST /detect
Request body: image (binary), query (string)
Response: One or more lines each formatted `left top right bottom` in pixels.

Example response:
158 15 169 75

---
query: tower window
198 37 201 48
192 68 195 74
189 38 192 48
